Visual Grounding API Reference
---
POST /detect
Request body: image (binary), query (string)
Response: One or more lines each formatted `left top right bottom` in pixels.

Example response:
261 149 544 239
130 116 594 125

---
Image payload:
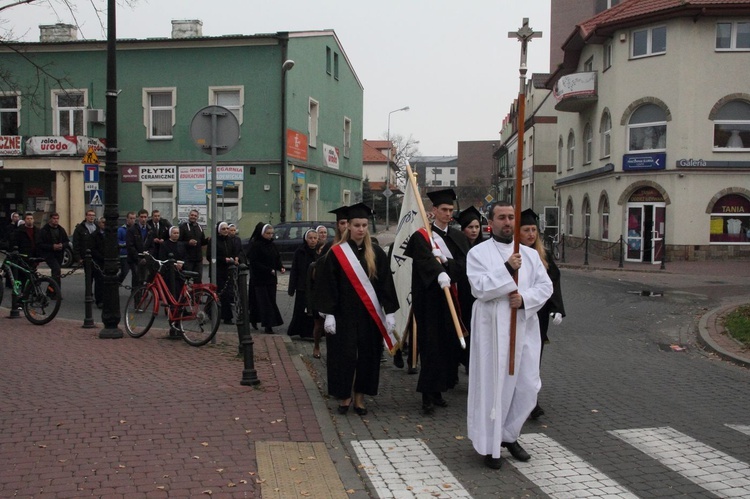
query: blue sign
622 153 666 171
84 165 100 183
89 189 103 206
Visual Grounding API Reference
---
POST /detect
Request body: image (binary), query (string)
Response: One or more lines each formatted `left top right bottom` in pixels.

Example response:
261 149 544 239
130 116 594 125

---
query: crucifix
505 18 542 375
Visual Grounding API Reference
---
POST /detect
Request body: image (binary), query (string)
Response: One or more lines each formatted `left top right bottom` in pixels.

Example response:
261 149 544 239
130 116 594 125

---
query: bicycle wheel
22 276 62 325
124 285 157 338
178 288 220 347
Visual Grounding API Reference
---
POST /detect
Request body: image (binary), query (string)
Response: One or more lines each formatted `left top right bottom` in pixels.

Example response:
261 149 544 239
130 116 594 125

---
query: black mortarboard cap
520 208 539 227
457 206 482 230
426 188 456 207
329 205 349 221
346 202 374 220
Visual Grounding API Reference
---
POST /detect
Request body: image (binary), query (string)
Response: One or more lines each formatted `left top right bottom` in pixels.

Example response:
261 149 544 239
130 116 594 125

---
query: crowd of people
2 193 566 471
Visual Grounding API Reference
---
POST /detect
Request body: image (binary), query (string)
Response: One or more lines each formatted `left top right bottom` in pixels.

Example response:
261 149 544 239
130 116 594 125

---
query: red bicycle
124 253 221 346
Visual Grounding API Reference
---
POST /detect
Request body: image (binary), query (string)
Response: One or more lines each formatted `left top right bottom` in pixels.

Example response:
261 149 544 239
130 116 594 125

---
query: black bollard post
660 232 666 270
237 263 259 386
618 235 624 268
584 235 589 266
82 249 95 328
560 233 566 263
9 248 20 318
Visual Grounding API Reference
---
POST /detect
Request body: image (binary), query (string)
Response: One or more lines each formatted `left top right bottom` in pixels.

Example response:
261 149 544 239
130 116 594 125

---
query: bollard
584 235 589 266
237 263 259 386
660 233 666 270
560 234 566 263
82 249 95 328
618 236 624 268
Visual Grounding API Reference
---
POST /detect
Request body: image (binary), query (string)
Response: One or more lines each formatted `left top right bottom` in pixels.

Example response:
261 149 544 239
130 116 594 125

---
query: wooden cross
508 18 543 92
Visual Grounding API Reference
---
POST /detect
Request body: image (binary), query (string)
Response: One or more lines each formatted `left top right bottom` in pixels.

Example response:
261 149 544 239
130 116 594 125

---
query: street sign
84 165 100 183
383 188 393 198
81 147 99 165
485 194 494 203
84 182 99 192
89 189 103 206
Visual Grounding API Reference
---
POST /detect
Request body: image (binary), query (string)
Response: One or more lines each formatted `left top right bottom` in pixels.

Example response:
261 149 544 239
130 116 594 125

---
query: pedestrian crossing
350 425 750 498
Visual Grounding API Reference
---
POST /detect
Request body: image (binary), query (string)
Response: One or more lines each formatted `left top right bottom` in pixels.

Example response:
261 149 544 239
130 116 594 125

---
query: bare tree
384 132 420 188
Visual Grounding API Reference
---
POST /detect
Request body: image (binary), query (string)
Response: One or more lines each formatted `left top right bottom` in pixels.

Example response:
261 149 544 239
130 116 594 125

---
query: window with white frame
342 189 351 205
603 41 613 70
146 185 175 222
583 56 594 72
143 88 175 139
566 131 575 170
600 195 610 240
631 26 666 58
583 123 593 164
0 93 20 135
308 98 319 148
713 99 750 150
628 104 667 152
716 21 750 50
209 86 243 124
53 89 86 135
343 117 352 157
557 136 563 173
217 185 241 224
600 111 612 158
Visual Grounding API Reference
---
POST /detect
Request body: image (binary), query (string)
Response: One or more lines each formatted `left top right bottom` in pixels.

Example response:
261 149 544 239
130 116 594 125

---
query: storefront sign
323 143 339 169
25 136 77 156
76 137 106 156
623 153 666 171
629 187 664 203
286 129 308 161
206 166 244 181
139 166 176 181
676 159 750 168
713 194 750 214
121 166 139 182
179 166 207 204
0 135 22 155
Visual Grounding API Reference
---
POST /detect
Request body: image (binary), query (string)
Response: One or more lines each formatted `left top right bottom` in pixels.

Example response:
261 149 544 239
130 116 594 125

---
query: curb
697 303 750 369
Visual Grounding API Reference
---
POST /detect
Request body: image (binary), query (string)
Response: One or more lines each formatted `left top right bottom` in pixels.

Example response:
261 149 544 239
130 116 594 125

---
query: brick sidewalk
0 317 327 497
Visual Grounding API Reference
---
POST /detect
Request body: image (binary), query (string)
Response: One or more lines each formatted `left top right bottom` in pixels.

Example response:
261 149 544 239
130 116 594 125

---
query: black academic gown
404 224 470 394
287 243 318 338
538 249 566 345
316 241 399 399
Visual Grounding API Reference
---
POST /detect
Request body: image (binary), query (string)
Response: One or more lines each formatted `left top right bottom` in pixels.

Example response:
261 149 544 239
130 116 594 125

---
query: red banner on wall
286 129 308 161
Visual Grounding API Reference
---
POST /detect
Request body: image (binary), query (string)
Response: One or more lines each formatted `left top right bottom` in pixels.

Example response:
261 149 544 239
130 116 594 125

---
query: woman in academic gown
316 203 399 416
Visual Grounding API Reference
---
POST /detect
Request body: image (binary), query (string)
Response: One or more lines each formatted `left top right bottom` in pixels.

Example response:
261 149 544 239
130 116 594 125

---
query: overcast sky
4 0 552 156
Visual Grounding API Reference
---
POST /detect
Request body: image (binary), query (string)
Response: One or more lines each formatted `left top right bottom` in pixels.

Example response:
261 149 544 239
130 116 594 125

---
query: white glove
432 248 448 264
324 314 336 335
551 312 563 326
385 313 396 334
437 272 451 289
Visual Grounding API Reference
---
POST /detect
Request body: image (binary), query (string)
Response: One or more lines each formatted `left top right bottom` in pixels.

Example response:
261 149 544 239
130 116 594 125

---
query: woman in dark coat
215 221 239 324
455 206 485 371
248 223 285 333
245 222 264 329
519 208 566 419
316 203 399 416
287 229 319 338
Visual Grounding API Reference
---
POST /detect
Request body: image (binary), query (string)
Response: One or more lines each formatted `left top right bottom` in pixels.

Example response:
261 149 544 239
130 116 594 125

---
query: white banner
323 143 340 169
389 163 422 341
25 136 77 155
76 136 107 156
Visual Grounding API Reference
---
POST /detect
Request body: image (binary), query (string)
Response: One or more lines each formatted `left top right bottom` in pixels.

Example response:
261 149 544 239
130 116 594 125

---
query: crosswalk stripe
726 424 750 437
351 438 470 498
610 427 750 498
511 433 638 498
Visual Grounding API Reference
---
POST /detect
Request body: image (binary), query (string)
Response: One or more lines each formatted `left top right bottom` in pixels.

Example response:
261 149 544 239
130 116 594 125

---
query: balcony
553 72 598 112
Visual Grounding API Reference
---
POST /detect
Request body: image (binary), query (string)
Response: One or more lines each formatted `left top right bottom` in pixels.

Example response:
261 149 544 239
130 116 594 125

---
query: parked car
242 221 336 269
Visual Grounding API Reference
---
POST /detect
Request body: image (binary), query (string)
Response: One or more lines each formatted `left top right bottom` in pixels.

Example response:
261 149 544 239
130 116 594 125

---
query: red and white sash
331 243 396 350
418 226 454 259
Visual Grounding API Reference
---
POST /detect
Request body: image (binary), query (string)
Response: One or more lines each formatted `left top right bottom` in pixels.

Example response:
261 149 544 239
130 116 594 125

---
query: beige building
547 0 750 262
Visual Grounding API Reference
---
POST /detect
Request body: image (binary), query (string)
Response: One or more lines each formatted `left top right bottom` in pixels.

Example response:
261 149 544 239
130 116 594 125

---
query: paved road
3 255 750 497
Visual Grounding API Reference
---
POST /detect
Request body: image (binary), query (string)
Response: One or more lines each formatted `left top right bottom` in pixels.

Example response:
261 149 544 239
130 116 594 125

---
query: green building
0 21 364 236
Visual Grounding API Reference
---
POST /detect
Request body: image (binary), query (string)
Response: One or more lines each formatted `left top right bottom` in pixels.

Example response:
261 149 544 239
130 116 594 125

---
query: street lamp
280 55 295 223
386 105 409 230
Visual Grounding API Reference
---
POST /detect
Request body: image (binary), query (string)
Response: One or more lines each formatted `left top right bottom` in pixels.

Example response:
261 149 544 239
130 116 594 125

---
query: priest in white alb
466 202 553 470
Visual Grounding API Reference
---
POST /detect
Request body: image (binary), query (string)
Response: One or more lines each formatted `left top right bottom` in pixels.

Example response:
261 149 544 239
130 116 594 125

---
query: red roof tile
363 140 390 163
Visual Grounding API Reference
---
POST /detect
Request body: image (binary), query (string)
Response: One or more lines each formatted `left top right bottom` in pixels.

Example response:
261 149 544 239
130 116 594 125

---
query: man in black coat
179 209 208 283
146 209 171 256
126 209 152 290
404 189 470 415
36 212 70 288
11 213 40 292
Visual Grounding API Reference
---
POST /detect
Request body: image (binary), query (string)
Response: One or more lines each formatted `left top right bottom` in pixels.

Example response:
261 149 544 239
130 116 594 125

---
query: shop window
209 86 243 125
0 93 20 135
600 111 612 158
53 89 86 136
713 99 750 150
628 104 666 152
709 194 750 244
631 25 666 58
716 21 750 51
143 88 175 139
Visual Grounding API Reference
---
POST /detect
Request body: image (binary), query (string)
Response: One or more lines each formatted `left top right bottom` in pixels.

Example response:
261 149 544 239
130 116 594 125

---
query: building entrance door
626 203 665 263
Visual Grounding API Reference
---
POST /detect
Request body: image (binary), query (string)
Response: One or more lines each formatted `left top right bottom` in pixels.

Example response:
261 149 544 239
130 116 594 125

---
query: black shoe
433 394 448 408
354 406 368 416
337 403 351 415
422 403 435 415
407 366 419 375
484 455 503 469
264 327 274 334
502 441 530 462
393 349 404 368
529 404 545 419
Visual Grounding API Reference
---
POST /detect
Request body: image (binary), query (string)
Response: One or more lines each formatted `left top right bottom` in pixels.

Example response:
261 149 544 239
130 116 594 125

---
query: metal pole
238 263 260 385
99 0 123 339
386 106 409 230
82 249 95 328
210 112 218 287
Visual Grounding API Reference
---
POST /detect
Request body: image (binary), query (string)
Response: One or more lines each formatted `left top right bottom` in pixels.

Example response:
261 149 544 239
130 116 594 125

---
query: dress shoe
484 455 503 470
433 394 448 407
337 403 351 415
502 441 530 462
354 406 368 416
529 404 545 419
